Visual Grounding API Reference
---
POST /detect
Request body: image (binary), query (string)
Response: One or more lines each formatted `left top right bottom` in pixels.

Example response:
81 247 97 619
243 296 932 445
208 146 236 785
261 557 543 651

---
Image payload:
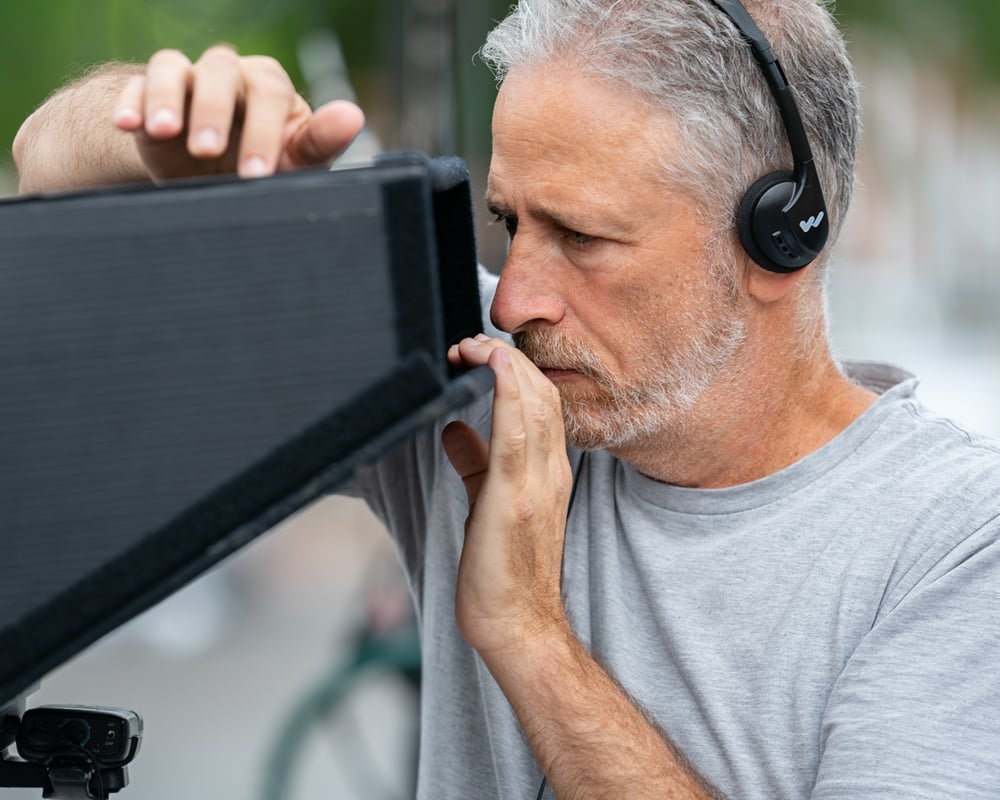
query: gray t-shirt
349 359 1000 799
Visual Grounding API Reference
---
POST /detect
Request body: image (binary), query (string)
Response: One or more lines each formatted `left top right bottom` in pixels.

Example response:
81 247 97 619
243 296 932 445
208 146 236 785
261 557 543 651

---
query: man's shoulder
867 371 1000 494
846 359 1000 474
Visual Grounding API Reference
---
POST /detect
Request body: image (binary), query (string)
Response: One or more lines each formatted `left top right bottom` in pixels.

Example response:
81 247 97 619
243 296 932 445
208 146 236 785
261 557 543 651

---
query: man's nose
489 239 566 334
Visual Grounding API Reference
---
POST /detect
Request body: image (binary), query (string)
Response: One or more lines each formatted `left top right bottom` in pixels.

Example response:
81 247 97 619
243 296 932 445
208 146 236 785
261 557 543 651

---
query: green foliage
0 0 392 178
833 0 1000 80
2 1 998 183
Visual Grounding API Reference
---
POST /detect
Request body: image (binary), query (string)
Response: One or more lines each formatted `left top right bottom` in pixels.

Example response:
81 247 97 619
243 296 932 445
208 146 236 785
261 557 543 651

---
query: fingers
112 75 147 132
186 45 243 159
281 99 365 169
448 336 572 656
232 54 298 176
489 345 567 487
112 46 353 179
141 48 192 138
451 336 569 486
441 420 490 505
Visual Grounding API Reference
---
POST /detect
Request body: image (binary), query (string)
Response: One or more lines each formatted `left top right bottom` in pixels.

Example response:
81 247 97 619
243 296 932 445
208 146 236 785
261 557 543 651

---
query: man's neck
609 352 878 489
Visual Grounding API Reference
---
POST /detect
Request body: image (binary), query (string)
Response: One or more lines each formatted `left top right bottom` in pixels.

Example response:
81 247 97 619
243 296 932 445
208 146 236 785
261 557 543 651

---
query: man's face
487 62 749 452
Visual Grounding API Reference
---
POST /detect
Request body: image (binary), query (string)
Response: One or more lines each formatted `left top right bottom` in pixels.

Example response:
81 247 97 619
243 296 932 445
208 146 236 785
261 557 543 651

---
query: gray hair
479 0 861 265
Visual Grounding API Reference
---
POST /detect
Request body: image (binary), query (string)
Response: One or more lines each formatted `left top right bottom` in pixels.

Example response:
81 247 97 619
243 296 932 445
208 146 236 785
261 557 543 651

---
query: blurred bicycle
259 574 421 800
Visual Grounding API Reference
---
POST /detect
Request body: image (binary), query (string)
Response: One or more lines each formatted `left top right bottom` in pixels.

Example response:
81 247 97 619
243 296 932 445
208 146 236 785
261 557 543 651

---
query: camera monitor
0 153 489 706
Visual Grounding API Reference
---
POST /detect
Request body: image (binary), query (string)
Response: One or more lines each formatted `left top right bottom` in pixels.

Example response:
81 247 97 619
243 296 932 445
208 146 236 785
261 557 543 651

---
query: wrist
470 608 581 685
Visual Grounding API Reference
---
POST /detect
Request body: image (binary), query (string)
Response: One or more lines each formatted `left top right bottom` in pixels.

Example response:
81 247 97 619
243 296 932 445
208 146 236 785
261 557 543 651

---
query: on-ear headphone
707 0 829 273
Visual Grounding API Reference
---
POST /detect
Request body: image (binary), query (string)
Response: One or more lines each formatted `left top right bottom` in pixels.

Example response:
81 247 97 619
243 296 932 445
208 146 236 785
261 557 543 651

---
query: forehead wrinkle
489 122 650 232
489 64 682 234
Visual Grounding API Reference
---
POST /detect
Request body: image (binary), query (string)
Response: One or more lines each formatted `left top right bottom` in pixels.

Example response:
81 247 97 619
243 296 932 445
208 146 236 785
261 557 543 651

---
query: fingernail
193 127 221 153
474 333 490 342
149 108 179 132
241 156 269 177
112 106 141 128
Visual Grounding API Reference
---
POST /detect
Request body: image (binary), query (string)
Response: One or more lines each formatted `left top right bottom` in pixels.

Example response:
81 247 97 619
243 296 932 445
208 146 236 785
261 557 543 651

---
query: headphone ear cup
736 170 801 273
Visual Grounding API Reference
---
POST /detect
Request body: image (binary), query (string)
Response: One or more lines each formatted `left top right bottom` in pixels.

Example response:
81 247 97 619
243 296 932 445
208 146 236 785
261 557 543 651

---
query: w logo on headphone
799 212 825 233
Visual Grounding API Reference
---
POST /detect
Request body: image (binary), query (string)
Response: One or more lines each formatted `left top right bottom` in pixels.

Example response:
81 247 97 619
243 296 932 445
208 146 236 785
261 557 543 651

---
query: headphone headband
706 0 829 272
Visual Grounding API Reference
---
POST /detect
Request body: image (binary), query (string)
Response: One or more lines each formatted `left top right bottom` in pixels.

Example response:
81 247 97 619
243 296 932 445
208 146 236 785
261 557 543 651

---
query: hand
442 335 574 659
111 45 365 181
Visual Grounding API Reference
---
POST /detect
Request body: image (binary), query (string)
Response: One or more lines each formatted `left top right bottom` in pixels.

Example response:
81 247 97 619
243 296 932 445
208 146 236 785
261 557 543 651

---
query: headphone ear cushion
736 170 796 272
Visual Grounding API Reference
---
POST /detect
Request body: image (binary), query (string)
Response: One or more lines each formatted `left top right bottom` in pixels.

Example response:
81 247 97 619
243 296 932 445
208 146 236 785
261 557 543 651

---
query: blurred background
1 1 999 799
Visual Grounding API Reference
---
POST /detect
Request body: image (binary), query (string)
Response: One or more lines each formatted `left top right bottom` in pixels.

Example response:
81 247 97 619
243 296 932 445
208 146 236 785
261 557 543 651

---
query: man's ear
744 259 809 305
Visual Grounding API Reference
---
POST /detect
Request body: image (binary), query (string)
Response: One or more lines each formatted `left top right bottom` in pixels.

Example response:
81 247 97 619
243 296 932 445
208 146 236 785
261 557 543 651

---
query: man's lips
538 367 583 382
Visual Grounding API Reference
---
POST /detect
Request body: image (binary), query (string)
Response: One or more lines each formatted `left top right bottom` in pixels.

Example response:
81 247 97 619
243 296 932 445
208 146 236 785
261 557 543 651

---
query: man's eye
493 212 518 238
565 229 595 247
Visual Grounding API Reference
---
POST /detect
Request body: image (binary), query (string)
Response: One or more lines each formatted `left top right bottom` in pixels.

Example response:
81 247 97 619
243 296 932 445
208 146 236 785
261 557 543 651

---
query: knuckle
527 407 553 445
120 74 145 96
554 465 574 505
195 45 241 74
511 498 538 530
149 48 190 68
243 55 293 87
250 75 294 105
497 434 527 474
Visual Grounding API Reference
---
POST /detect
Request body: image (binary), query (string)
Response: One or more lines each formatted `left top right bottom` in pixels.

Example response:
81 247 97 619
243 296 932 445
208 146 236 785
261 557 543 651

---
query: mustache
512 329 608 385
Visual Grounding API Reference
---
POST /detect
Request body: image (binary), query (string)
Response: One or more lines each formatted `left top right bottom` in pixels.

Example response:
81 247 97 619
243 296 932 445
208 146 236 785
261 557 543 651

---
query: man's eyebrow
486 197 513 217
486 194 637 240
486 197 581 232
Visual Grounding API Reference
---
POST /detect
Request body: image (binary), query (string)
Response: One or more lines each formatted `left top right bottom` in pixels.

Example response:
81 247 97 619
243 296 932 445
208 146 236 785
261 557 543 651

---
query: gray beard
513 309 747 452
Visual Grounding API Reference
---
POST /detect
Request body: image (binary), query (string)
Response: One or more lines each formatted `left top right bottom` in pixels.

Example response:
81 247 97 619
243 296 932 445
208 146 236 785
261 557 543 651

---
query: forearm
485 622 728 800
443 337 726 798
13 63 148 194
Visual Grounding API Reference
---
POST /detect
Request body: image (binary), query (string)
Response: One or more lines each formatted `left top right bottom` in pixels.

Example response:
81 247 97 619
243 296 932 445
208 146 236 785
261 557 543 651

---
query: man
13 1 1000 798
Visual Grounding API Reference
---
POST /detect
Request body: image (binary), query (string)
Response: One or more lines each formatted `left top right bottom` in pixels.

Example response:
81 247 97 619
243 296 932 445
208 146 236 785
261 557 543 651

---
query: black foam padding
0 154 487 705
428 157 484 360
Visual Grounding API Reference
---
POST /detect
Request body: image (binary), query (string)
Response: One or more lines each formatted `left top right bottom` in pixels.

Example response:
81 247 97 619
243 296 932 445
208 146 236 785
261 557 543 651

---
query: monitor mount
1 700 142 800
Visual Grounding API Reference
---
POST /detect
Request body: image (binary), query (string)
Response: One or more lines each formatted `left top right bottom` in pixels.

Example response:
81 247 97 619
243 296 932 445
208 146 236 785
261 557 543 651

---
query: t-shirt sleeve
337 267 501 590
811 522 1000 799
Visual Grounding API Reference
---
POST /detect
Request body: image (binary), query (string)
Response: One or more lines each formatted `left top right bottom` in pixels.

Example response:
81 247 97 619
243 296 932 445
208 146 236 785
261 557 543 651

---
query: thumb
441 420 489 506
284 99 365 167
